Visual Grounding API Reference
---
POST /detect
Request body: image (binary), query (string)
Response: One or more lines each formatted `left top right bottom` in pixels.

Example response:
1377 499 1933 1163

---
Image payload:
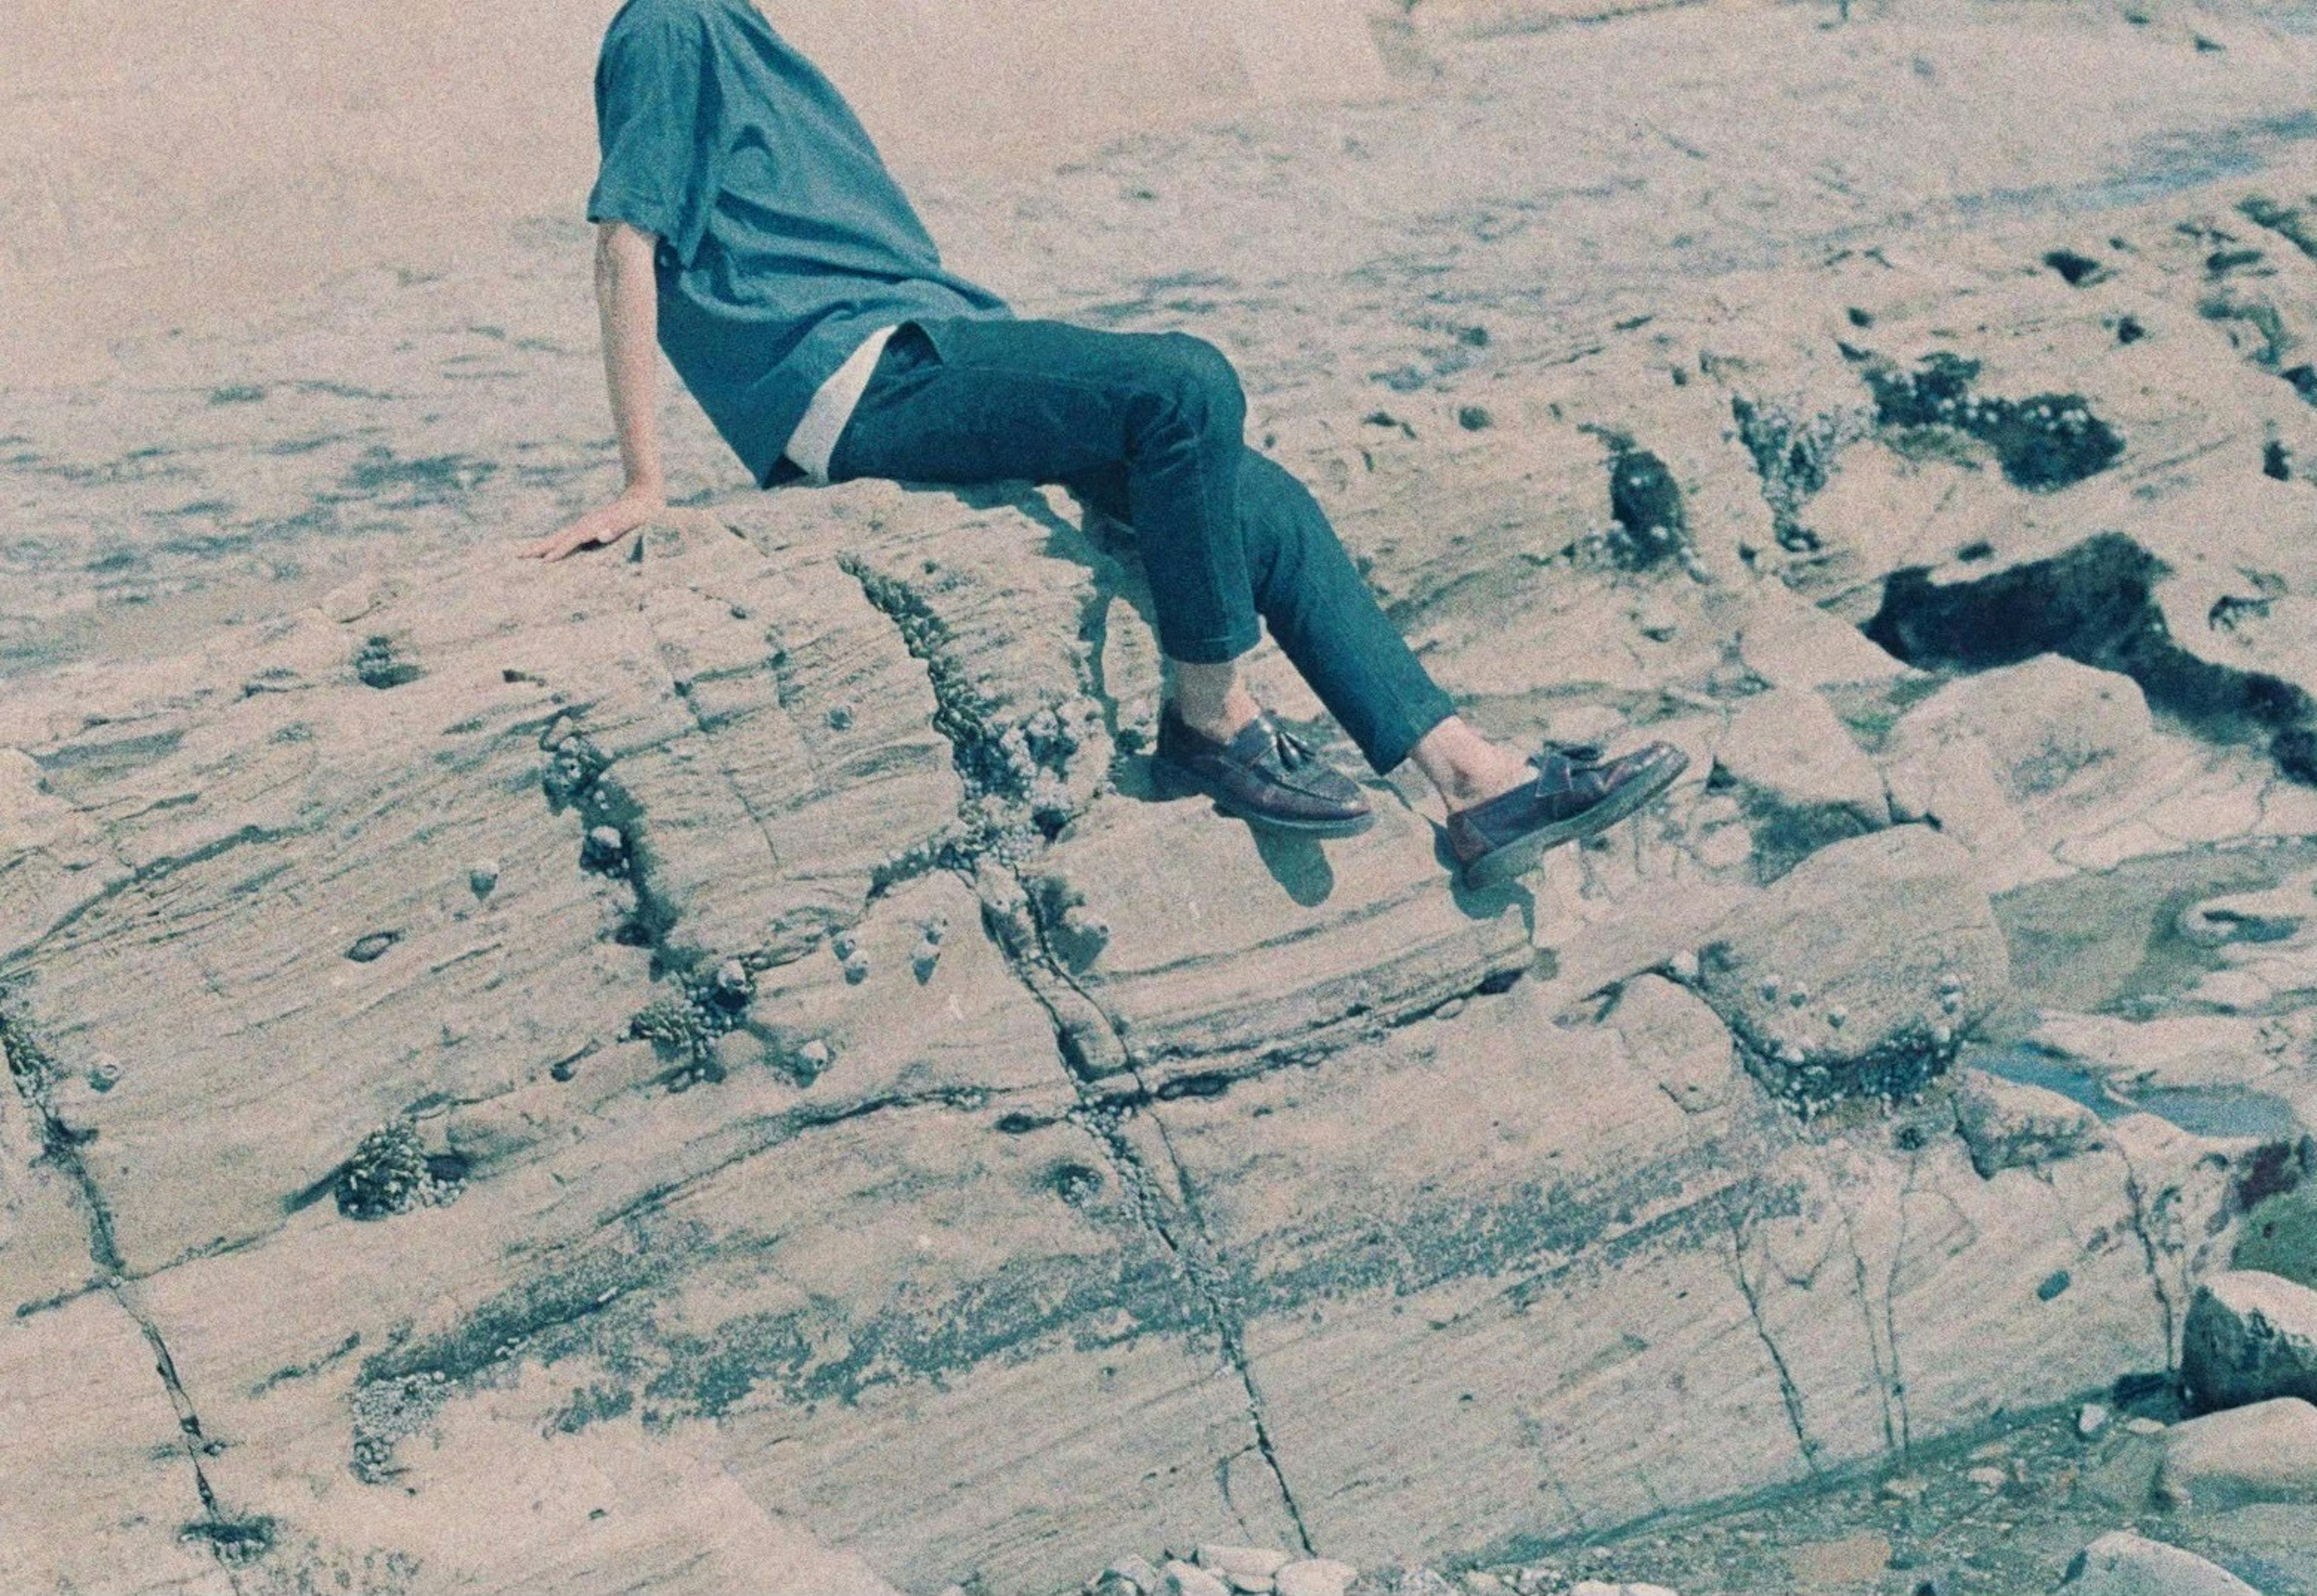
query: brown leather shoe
1155 710 1375 837
1446 740 1689 887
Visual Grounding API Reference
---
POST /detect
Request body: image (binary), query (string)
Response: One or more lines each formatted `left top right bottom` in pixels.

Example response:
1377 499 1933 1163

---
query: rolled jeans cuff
1157 623 1262 666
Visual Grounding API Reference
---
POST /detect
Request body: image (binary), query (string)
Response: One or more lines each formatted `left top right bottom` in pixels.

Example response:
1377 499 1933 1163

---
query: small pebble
1966 1465 2007 1490
1274 1560 1358 1596
1435 997 1468 1022
2124 1416 2167 1435
923 913 949 946
2078 1402 2111 1438
1881 1475 1929 1502
1163 1563 1230 1596
1666 950 1700 984
587 824 625 858
1103 1556 1161 1594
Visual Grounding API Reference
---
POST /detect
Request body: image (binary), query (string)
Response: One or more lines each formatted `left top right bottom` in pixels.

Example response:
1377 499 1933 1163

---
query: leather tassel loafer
1154 710 1376 838
1447 740 1689 888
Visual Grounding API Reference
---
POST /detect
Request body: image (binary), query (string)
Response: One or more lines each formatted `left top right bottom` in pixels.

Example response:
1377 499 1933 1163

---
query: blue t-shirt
586 0 1011 485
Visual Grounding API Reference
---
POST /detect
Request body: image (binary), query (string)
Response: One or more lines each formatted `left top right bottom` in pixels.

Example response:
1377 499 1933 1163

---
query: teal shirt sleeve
586 10 721 267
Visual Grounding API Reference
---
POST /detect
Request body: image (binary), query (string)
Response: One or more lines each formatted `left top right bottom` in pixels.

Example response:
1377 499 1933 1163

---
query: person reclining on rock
524 0 1686 886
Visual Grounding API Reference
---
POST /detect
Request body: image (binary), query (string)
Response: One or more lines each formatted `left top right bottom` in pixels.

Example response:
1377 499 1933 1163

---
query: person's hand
523 481 667 561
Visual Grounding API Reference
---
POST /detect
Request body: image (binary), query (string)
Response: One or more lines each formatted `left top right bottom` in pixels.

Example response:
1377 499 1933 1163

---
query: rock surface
2060 1531 2264 1596
2158 1397 2317 1510
1953 1069 2108 1178
1691 827 2008 1112
2184 1270 2317 1411
10 11 2317 1594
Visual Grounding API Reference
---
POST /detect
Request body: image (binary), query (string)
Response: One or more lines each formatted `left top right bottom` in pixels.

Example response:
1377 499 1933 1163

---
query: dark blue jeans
825 317 1458 773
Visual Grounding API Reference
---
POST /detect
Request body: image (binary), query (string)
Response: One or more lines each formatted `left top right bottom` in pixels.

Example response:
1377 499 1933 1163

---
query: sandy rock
1736 583 1913 691
1022 792 1531 1083
1879 656 2166 891
2158 1397 2317 1509
2032 1012 2297 1093
1952 1068 2106 1177
1604 973 1740 1114
1692 826 2009 1111
2059 1531 2263 1595
1273 1560 1359 1596
1711 688 1891 878
2184 1270 2317 1410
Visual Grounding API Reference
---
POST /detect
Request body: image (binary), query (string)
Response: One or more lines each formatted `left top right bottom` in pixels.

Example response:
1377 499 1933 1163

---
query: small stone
1273 1560 1358 1596
1881 1475 1929 1502
2059 1531 2260 1594
2079 1402 2111 1438
1197 1548 1290 1583
826 704 854 730
1666 950 1700 984
468 859 500 899
1102 1556 1162 1595
1966 1466 2007 1490
2125 1416 2167 1436
2182 1269 2317 1410
1162 1562 1230 1596
586 824 626 862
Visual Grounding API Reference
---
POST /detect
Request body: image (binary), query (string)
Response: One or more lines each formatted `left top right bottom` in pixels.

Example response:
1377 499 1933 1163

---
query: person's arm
523 221 670 560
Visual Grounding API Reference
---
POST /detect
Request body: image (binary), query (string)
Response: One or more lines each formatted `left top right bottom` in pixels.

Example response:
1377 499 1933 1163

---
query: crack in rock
1 988 272 1577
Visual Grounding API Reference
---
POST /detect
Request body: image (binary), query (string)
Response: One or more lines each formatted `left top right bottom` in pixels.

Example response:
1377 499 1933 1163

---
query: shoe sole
1458 747 1691 890
1152 757 1378 839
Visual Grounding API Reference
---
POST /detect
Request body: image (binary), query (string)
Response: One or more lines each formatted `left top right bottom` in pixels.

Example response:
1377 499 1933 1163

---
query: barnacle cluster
627 956 758 1086
350 1370 453 1482
335 1121 465 1219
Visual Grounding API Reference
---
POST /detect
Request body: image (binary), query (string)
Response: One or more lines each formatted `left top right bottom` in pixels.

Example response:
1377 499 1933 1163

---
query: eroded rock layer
8 148 2317 1596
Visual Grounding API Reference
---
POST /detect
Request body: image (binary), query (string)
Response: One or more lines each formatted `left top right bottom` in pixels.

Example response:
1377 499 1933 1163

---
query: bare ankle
1411 717 1530 812
1169 661 1260 742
